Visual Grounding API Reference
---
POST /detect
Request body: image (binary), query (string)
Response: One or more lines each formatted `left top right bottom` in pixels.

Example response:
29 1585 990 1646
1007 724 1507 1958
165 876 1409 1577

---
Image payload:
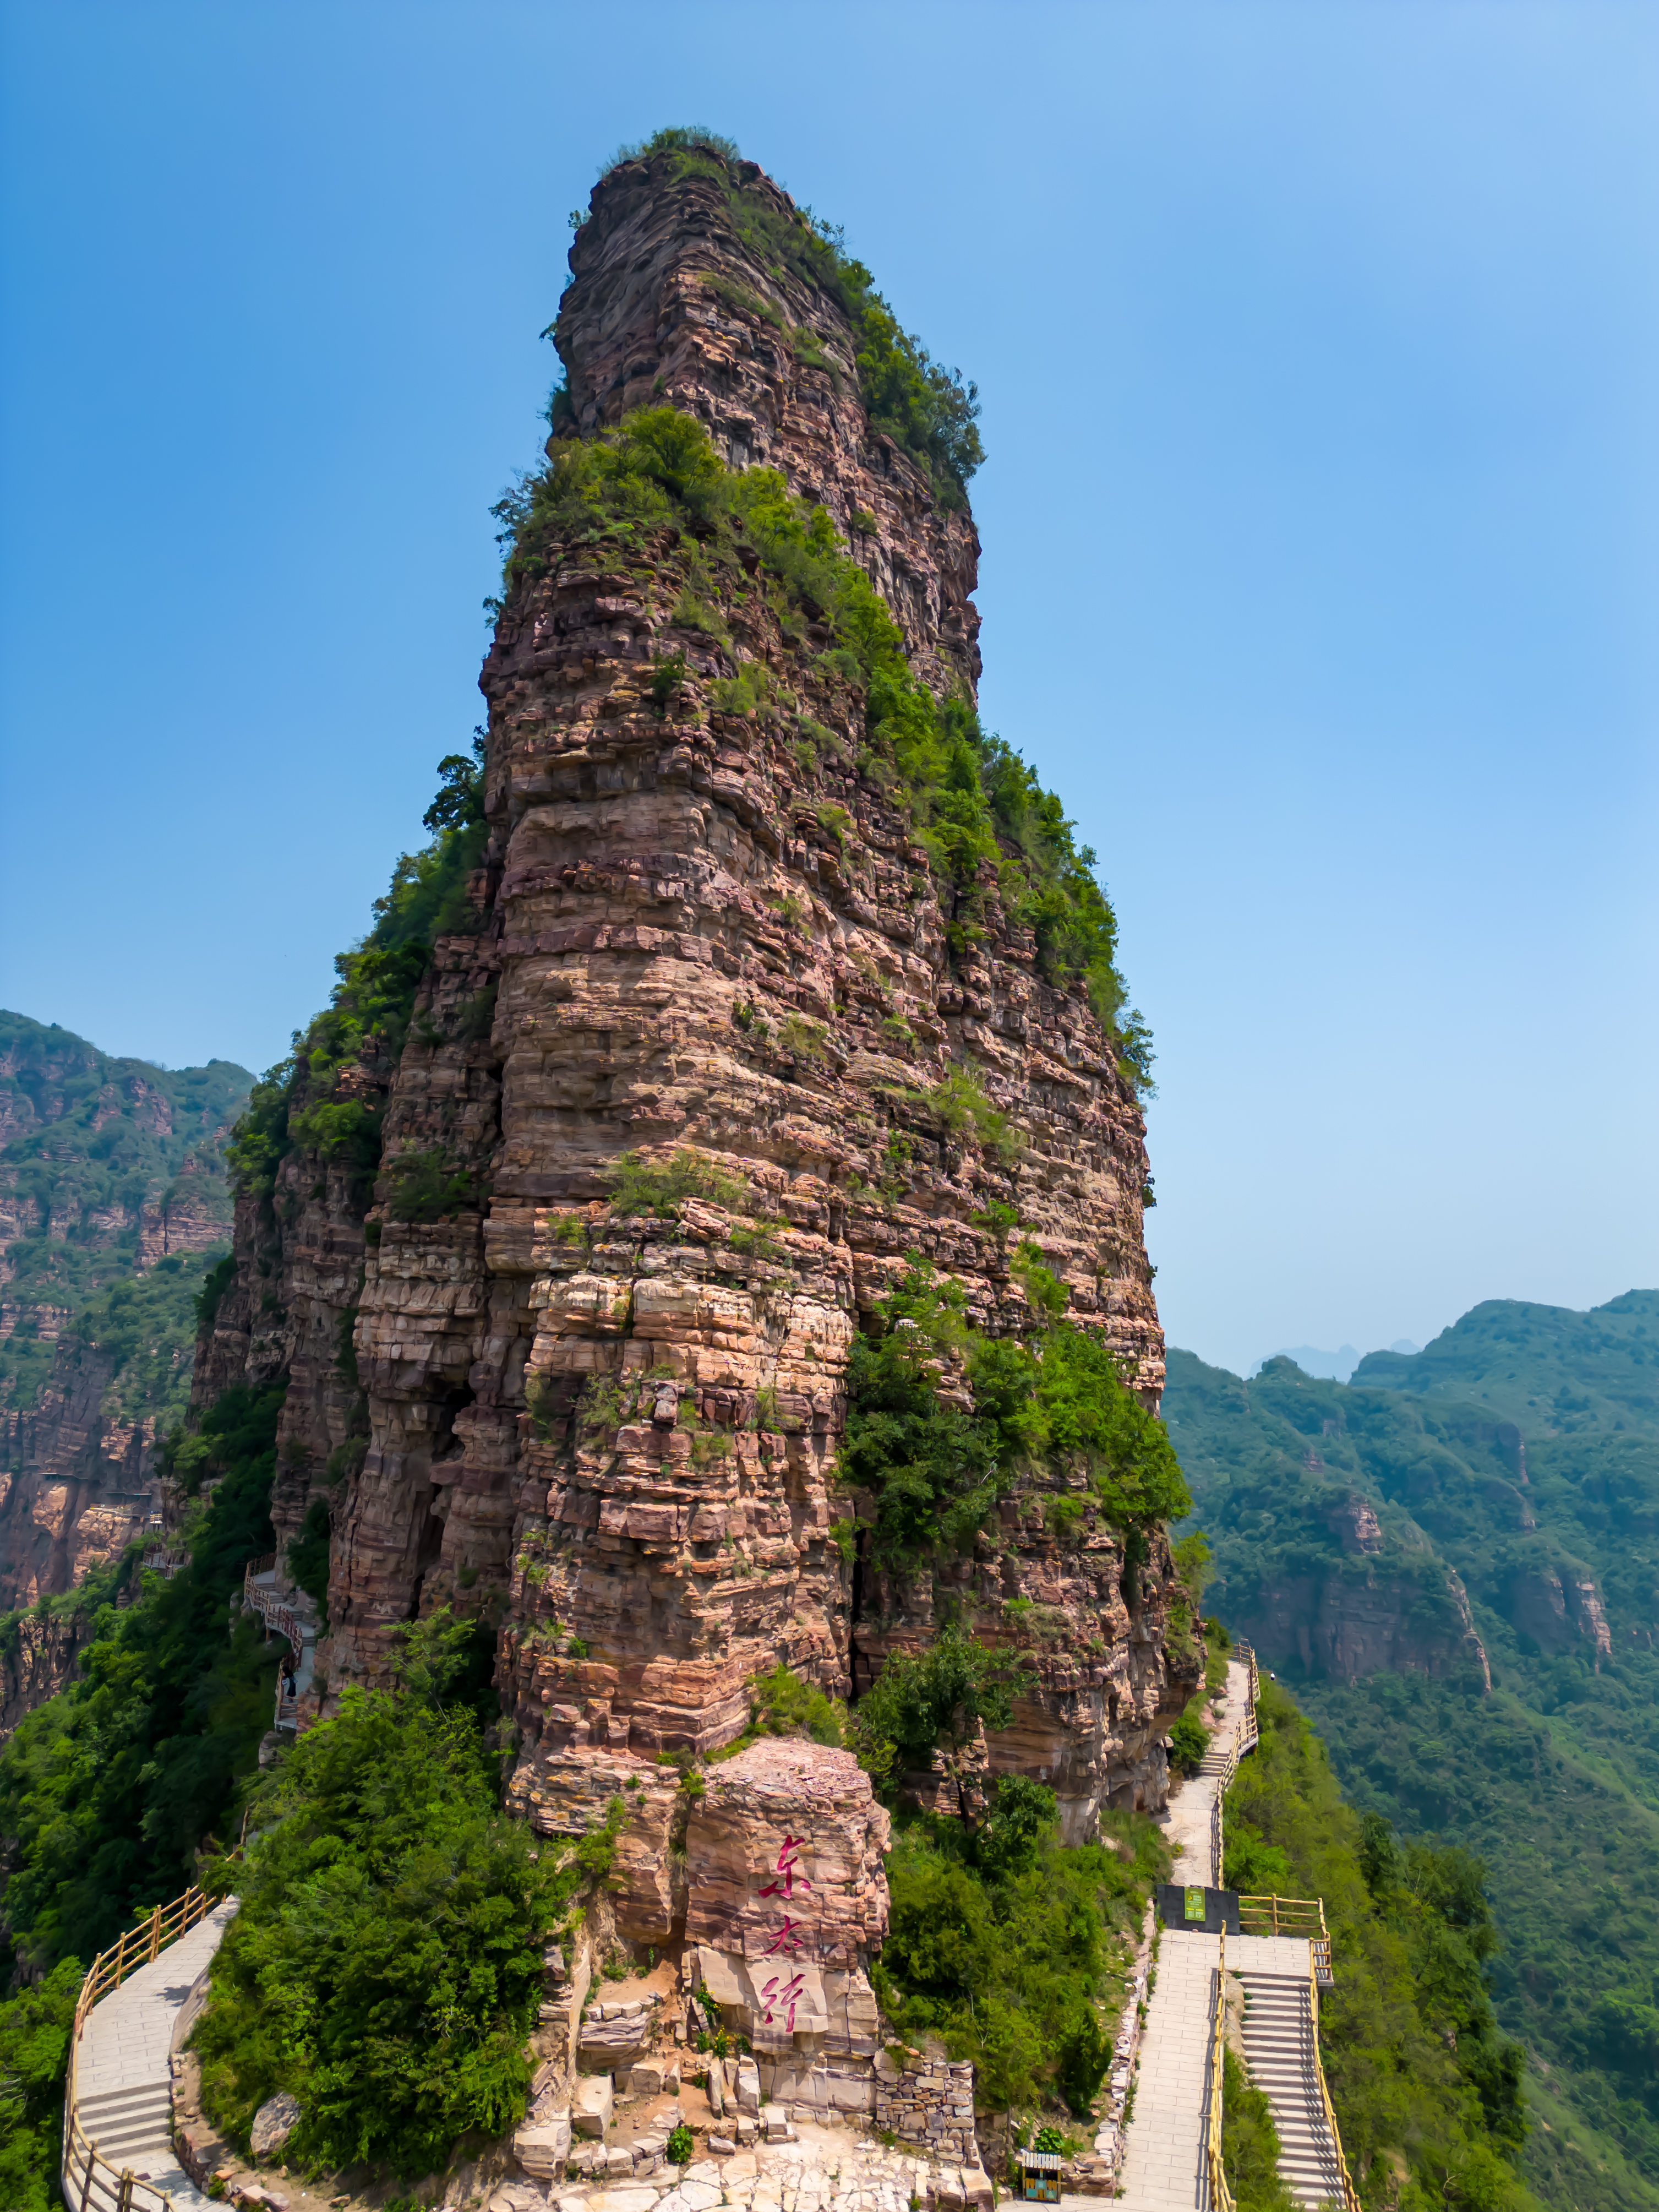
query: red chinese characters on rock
763 1914 806 1957
759 1832 811 1901
758 1969 808 2031
761 1832 815 2009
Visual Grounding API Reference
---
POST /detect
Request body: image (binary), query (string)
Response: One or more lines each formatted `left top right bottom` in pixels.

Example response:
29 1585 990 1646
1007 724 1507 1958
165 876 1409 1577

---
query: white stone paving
1109 1658 1269 2212
1112 1930 1218 2212
68 1898 237 2209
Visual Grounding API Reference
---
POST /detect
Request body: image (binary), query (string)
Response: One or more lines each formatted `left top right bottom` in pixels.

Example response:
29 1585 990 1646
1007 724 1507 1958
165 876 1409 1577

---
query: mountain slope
1166 1294 1659 2210
0 1012 251 1611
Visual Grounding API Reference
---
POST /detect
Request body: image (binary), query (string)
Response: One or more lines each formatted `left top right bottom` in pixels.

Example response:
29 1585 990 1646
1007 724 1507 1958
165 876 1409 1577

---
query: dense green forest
0 1383 283 1974
1167 1289 1659 2212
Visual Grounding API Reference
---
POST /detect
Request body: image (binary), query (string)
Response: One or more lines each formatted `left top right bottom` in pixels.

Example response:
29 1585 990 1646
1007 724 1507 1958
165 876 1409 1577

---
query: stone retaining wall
873 2053 980 2167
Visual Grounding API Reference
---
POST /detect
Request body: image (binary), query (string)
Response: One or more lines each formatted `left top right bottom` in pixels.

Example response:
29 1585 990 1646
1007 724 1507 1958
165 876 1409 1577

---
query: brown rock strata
198 146 1185 1851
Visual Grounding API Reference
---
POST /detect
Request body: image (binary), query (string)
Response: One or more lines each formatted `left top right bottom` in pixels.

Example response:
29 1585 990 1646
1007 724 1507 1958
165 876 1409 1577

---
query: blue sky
2 2 1655 1375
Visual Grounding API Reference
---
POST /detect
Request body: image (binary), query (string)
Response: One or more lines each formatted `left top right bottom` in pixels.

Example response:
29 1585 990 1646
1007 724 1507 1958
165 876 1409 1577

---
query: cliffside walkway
1163 1655 1258 1887
1113 1652 1355 2212
63 1893 237 2211
244 1556 317 1730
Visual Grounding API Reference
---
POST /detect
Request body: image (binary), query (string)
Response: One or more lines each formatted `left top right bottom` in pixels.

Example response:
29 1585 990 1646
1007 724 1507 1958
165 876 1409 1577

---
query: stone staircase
1235 1972 1346 2209
73 2078 175 2169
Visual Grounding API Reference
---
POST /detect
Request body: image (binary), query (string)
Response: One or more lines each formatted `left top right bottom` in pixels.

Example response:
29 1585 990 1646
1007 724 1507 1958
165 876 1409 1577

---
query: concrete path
1112 1929 1219 2211
1110 1659 1279 2211
67 1898 237 2211
1163 1657 1254 1886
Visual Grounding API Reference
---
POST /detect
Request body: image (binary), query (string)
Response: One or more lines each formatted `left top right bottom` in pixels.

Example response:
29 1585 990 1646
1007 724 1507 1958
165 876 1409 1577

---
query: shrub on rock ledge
194 1615 569 2176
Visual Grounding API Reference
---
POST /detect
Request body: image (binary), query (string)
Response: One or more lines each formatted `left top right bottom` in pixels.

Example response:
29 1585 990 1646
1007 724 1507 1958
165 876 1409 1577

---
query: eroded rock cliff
197 143 1186 1850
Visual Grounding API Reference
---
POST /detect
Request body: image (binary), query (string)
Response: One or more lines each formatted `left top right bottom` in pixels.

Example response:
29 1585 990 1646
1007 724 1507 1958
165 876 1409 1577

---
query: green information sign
1185 1887 1206 1921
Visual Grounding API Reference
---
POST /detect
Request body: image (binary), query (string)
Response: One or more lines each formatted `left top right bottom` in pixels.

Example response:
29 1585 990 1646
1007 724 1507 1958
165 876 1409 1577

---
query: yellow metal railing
63 1885 219 2212
1236 1893 1327 1938
1233 1638 1260 1742
1206 1928 1235 2212
1235 1893 1334 1981
1307 1949 1363 2212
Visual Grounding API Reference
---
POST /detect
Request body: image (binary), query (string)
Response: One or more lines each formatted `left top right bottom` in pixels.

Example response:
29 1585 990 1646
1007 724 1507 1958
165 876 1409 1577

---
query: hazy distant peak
1250 1343 1362 1382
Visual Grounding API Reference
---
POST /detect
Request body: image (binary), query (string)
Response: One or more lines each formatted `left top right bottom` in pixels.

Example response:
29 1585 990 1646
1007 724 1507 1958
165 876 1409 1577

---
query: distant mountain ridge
1249 1337 1420 1383
1166 1290 1659 2212
0 1010 251 1614
1352 1292 1659 1433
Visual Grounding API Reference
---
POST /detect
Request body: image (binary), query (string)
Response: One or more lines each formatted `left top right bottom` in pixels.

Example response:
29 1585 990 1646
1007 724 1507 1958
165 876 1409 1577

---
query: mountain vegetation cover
1167 1290 1659 2212
0 1010 249 1442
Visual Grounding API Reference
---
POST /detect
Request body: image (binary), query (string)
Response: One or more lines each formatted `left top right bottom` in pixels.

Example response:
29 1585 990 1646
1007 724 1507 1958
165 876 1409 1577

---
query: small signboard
1155 1883 1240 1935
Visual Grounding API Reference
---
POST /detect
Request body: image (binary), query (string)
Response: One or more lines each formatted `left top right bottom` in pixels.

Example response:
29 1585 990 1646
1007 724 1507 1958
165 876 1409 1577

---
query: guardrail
1237 1894 1334 1984
1307 1950 1362 2212
243 1560 303 1656
62 1886 217 2212
1233 1638 1260 1743
1236 1893 1326 1937
1206 1927 1235 2212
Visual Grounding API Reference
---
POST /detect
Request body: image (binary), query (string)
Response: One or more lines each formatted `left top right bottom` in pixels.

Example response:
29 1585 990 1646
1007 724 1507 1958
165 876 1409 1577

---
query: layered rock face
556 153 980 697
1231 1561 1492 1688
0 1601 100 1746
0 1331 162 1607
199 146 1182 1844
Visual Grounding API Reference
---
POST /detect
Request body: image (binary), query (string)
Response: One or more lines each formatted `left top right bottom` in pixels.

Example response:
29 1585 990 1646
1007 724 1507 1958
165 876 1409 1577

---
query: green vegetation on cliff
495 405 1152 1082
0 1956 82 2212
0 1009 248 1428
1168 1291 1659 2212
197 1616 561 2176
843 1258 1187 1568
599 127 984 504
0 1383 282 1974
874 1783 1167 2115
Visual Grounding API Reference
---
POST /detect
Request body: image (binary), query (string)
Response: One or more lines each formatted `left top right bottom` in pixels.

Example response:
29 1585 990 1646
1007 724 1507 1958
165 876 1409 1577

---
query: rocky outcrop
1505 1562 1613 1665
0 1601 98 1745
0 1012 248 1609
556 152 980 698
0 1331 165 1608
1226 1561 1491 1689
197 148 1181 1848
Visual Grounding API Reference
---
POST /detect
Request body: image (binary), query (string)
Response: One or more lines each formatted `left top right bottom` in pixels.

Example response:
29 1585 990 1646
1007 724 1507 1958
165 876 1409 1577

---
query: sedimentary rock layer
199 144 1183 1839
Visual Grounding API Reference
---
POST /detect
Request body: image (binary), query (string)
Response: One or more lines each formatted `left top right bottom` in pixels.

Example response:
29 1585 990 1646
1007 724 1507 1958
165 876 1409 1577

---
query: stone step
78 2107 173 2148
79 2080 171 2116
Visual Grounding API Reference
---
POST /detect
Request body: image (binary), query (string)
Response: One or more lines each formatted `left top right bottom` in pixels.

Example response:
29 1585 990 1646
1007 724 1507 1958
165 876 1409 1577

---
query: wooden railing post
148 1904 161 1961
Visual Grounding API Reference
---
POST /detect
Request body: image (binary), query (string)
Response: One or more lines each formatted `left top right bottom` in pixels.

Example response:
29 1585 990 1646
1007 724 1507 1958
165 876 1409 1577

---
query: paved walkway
1114 1928 1220 2211
68 1898 237 2210
1163 1657 1254 1886
1111 1659 1278 2211
248 1565 318 1727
